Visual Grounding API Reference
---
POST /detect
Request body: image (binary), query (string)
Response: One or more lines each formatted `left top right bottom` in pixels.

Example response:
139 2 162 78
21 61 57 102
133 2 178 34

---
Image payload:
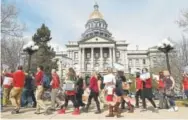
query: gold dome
89 3 103 19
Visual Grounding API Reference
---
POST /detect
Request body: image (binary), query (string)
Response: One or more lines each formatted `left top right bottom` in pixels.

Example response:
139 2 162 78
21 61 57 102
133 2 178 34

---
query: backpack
42 74 51 89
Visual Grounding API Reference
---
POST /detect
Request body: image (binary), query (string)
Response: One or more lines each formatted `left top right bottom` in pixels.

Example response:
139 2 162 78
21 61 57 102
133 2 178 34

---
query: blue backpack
42 74 51 89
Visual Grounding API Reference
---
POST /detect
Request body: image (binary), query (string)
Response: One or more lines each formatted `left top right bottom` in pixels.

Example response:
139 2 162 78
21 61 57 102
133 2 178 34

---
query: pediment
79 37 114 43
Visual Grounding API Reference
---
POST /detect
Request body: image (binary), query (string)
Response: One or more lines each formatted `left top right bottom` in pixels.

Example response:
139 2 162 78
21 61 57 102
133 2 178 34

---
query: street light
23 41 39 72
157 38 174 74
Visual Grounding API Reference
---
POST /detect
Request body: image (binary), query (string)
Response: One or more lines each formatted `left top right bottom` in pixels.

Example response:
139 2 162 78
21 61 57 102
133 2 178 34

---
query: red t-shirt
158 79 164 88
89 76 99 93
51 73 60 89
136 78 142 89
183 76 188 90
13 70 25 88
35 71 44 86
145 78 152 88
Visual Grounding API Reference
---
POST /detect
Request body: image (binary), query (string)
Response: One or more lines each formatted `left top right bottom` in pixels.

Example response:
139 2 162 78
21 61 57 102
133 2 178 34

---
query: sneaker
95 110 101 114
11 110 19 114
57 109 65 114
168 108 175 112
174 106 178 112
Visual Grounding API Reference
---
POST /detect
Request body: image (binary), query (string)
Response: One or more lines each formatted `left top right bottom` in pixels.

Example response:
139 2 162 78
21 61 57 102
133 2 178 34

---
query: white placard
3 77 13 85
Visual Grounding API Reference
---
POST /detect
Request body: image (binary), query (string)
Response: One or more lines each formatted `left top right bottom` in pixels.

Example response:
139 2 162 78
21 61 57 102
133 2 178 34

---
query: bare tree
177 10 188 32
1 1 26 70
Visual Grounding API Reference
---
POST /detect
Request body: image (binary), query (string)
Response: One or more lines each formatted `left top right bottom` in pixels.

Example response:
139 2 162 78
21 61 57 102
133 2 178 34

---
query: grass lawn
175 99 188 107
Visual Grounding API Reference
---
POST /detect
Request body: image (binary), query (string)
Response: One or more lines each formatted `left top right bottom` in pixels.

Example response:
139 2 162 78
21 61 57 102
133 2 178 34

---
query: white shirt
140 72 150 81
103 73 116 89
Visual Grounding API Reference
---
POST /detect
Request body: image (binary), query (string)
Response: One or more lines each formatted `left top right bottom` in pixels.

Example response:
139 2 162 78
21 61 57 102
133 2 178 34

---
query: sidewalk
1 104 188 119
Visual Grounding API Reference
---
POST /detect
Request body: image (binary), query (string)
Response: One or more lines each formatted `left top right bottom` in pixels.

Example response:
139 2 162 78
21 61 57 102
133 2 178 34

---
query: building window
129 59 132 65
143 59 146 64
95 53 99 58
86 63 91 71
104 53 108 58
86 53 90 59
116 51 120 58
74 52 78 59
136 59 139 65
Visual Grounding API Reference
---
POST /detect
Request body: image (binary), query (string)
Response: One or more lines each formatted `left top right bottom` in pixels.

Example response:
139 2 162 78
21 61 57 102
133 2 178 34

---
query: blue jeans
167 96 175 107
184 90 188 99
21 88 36 107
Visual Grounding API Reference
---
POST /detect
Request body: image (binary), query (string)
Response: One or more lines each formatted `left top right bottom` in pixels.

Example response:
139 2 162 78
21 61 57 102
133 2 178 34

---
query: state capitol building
55 3 162 76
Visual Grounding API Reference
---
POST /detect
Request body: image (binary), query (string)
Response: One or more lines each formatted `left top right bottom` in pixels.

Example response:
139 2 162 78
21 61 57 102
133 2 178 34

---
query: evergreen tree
31 24 58 74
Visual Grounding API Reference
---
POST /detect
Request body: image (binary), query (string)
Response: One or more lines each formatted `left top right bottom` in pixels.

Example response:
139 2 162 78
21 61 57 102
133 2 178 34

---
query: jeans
135 89 142 107
142 97 156 109
63 95 78 108
167 96 175 107
86 91 100 111
184 90 188 99
21 88 36 107
35 85 48 112
51 88 58 109
10 87 23 110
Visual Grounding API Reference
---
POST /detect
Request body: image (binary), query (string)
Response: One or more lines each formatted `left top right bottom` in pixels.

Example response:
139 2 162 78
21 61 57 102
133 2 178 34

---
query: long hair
159 71 164 79
91 71 98 78
67 67 76 78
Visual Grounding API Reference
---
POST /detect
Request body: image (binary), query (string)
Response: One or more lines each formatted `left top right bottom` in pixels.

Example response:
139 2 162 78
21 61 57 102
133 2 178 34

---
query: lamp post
23 41 39 72
157 38 174 74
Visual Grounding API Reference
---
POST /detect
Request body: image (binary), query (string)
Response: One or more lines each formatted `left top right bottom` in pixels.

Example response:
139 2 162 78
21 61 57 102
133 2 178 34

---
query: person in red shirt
9 66 25 114
50 69 60 110
34 65 50 115
182 72 188 99
140 68 158 112
84 71 101 114
135 72 142 108
157 71 168 109
58 68 80 115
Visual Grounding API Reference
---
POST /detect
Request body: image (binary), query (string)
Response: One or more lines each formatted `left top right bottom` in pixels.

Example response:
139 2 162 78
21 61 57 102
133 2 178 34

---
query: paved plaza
1 102 188 120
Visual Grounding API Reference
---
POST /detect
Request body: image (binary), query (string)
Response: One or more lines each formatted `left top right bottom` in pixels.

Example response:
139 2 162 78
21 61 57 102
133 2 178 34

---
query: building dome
89 3 103 19
81 3 112 40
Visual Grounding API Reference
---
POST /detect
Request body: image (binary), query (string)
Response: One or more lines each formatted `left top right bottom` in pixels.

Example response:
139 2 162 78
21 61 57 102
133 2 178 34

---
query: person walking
97 73 107 109
76 73 86 109
135 72 142 108
21 72 36 108
103 68 116 117
34 66 51 115
140 68 158 113
182 71 188 99
50 69 60 111
84 71 101 114
9 66 25 114
58 68 80 115
2 71 13 106
157 71 169 109
163 70 178 112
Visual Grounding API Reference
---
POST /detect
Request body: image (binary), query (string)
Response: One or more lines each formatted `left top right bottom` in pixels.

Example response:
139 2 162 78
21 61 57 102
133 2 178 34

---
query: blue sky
6 0 188 50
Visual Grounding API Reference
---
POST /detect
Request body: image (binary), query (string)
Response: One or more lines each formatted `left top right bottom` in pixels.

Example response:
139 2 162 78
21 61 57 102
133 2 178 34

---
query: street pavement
1 102 188 120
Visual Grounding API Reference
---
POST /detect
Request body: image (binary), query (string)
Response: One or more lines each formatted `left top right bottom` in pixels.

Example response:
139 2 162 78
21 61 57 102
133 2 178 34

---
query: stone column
109 47 112 67
91 47 94 71
113 48 116 63
78 48 81 72
100 47 103 71
82 48 85 72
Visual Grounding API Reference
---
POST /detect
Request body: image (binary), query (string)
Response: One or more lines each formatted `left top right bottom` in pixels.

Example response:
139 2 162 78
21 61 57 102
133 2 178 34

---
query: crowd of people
1 65 188 117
